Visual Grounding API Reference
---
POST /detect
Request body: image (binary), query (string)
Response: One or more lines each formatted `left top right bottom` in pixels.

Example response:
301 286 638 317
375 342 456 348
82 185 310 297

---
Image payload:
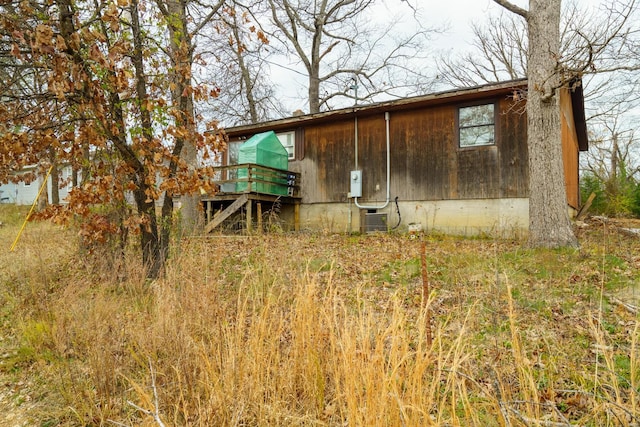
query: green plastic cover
237 131 289 195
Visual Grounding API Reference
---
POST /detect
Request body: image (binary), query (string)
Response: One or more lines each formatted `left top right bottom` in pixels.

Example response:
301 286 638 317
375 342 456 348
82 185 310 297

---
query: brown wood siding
497 98 529 198
389 107 454 201
296 95 529 204
457 146 500 198
356 115 387 201
560 88 580 209
300 122 356 202
221 80 586 213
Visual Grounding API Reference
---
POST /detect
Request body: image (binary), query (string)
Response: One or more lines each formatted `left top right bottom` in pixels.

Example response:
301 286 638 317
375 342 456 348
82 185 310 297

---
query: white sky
268 0 605 115
268 0 523 114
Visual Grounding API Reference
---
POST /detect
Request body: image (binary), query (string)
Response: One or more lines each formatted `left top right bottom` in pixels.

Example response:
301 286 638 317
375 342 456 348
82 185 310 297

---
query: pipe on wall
355 111 391 210
354 116 358 171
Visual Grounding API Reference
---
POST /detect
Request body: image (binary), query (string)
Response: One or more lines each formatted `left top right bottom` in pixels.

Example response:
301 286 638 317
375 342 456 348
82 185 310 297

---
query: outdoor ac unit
361 212 387 233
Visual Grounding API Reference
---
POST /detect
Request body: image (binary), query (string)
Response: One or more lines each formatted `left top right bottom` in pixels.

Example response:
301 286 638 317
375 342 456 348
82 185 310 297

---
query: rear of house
0 165 75 206
222 79 588 236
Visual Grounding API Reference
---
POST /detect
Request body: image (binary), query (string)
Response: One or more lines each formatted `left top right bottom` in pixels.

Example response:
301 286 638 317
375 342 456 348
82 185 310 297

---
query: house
214 78 588 236
0 165 75 206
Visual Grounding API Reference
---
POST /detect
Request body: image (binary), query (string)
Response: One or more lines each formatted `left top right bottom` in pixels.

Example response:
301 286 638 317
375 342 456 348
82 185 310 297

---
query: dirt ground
0 375 31 427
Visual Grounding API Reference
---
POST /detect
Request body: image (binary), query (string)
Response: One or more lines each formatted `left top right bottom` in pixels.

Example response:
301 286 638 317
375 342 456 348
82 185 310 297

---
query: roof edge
224 79 528 136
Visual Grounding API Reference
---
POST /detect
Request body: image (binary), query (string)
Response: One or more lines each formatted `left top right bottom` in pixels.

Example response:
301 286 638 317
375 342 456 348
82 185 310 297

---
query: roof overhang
569 79 589 151
223 79 529 138
223 77 589 153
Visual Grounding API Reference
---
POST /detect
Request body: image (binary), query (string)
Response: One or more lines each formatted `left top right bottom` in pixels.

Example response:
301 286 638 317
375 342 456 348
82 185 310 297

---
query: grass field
1 205 639 426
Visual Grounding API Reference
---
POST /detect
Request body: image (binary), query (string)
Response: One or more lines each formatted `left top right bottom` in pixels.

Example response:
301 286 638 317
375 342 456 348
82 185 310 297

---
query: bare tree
436 12 527 87
582 105 640 215
199 1 287 125
438 1 640 223
439 1 640 89
467 0 639 247
154 0 225 234
265 0 442 113
491 0 578 247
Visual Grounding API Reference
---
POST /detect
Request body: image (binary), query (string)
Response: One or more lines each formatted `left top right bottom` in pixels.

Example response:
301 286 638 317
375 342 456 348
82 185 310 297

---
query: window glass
227 140 243 180
459 104 495 147
276 131 295 160
227 140 242 165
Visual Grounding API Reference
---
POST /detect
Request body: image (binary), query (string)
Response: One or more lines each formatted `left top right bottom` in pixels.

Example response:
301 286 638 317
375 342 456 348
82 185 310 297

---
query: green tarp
237 131 289 195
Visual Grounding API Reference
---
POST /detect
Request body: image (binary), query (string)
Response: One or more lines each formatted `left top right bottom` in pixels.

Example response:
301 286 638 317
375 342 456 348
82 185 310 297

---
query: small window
227 140 242 166
276 131 295 160
459 104 495 147
226 140 243 180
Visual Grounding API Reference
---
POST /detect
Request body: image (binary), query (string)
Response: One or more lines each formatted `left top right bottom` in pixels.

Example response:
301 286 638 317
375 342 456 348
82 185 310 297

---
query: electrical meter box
350 170 362 198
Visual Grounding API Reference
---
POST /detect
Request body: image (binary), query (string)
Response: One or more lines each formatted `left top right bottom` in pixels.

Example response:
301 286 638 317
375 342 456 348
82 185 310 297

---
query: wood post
246 199 252 233
206 201 212 223
257 202 262 234
203 194 248 233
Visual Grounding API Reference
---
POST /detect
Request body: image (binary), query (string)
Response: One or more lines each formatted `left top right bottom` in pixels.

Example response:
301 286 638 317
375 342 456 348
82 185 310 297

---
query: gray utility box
350 170 362 198
360 211 388 233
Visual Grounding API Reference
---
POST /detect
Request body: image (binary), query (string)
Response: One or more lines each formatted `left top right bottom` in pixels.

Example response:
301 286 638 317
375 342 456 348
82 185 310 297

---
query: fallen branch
507 405 584 427
124 359 166 427
610 297 639 314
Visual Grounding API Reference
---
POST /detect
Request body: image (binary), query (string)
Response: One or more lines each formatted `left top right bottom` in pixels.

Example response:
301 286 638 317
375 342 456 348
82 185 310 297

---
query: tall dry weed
2 212 640 426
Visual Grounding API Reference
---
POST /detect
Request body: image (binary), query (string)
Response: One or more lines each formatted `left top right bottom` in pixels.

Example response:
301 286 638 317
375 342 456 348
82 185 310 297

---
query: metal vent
361 212 388 233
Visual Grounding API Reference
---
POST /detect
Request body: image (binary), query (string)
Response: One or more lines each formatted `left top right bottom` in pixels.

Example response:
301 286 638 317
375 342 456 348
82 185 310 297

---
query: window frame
225 139 244 181
226 139 243 166
276 130 296 160
457 102 497 149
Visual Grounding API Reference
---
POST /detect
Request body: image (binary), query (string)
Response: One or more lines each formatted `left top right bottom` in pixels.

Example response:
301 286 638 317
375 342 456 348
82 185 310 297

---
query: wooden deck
201 164 301 233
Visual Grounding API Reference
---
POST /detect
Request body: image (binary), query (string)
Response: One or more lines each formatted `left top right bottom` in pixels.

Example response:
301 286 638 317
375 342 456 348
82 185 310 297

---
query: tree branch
492 0 528 19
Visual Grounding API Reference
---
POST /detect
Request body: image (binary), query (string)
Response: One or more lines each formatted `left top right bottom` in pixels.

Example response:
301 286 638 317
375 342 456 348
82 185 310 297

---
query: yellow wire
10 165 54 252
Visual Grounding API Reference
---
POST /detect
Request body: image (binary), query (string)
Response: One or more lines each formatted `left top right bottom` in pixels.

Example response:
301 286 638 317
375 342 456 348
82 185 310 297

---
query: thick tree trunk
131 0 165 277
161 0 201 235
50 167 60 205
308 74 320 114
37 172 48 211
526 0 578 248
179 146 201 235
133 185 163 278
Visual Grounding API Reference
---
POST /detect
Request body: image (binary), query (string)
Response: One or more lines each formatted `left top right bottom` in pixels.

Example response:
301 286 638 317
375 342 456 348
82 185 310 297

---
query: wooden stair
204 194 249 233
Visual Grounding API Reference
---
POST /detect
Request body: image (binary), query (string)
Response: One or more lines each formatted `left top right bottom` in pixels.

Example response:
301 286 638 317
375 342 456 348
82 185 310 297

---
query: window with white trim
226 140 243 180
227 140 242 166
276 131 295 160
458 103 495 147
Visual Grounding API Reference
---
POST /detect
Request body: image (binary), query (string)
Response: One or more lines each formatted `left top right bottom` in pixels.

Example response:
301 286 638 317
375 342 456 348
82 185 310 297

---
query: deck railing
211 163 301 198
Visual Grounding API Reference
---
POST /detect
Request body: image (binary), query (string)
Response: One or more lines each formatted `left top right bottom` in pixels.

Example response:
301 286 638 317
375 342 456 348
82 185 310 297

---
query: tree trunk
37 172 48 211
179 146 201 235
131 0 165 277
308 20 322 114
230 10 259 123
49 148 60 205
526 0 578 248
163 0 201 235
133 185 163 278
308 73 321 114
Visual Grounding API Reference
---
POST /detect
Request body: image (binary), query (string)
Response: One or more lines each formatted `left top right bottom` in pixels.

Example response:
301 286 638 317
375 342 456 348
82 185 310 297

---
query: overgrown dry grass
1 206 639 426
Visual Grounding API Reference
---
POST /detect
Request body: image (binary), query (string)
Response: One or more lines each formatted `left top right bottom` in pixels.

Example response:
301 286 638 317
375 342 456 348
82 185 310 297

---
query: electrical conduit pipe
355 112 391 210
